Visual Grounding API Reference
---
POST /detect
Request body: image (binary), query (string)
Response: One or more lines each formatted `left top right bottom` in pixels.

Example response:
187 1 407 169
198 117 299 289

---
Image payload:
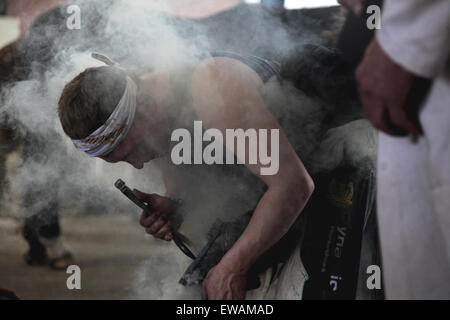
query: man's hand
134 189 174 241
337 0 363 16
356 39 422 136
202 262 247 300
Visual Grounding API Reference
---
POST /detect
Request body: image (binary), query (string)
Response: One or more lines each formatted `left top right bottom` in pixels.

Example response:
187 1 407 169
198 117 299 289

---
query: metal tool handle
114 179 196 259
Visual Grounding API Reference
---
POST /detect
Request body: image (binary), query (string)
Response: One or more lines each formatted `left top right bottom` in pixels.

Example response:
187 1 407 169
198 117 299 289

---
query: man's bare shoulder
190 56 263 119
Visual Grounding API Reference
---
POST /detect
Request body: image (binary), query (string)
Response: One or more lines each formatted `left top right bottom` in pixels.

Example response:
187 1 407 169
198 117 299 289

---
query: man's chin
132 162 145 169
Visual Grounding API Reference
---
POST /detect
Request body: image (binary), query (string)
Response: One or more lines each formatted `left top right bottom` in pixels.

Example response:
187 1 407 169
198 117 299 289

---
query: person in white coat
342 0 450 299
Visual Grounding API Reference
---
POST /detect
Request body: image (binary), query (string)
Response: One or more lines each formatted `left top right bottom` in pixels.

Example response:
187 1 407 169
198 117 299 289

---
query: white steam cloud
0 0 376 299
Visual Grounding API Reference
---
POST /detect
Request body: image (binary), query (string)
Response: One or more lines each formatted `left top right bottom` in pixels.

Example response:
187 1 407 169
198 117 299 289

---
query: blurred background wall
0 0 338 46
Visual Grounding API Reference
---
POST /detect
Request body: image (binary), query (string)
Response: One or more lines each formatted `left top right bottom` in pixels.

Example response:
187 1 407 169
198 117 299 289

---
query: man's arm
191 57 314 299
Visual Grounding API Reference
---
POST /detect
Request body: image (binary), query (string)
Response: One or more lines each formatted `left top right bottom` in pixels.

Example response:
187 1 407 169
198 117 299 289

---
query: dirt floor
0 214 178 300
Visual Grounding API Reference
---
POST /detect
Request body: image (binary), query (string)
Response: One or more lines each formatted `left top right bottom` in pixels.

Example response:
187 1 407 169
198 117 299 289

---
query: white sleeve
376 0 450 78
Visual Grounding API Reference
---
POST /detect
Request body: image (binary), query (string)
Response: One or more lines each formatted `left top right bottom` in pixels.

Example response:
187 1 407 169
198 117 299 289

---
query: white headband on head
72 75 137 157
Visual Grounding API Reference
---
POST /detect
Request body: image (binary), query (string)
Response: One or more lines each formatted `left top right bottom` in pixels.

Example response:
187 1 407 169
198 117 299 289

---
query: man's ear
136 91 146 106
136 93 155 118
132 112 150 136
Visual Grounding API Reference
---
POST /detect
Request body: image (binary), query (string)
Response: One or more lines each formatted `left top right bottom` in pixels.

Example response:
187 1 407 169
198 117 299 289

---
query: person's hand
356 39 422 136
134 189 175 241
337 0 364 16
202 262 247 300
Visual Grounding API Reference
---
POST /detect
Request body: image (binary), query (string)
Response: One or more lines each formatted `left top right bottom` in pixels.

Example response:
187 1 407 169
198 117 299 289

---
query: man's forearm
219 179 313 273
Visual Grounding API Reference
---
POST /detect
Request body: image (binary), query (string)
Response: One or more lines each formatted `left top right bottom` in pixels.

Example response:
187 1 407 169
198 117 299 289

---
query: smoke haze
0 0 376 299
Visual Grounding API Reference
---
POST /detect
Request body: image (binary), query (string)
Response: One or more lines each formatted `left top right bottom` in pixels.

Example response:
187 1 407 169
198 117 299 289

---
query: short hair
58 66 127 140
